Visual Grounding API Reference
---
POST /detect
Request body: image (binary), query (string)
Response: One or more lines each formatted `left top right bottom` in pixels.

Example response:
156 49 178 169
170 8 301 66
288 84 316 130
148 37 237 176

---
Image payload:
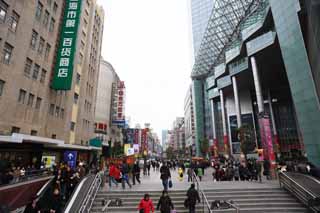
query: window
47 0 52 7
31 130 37 136
38 37 45 54
32 64 40 80
55 106 60 117
70 122 75 131
18 89 26 104
76 73 80 85
53 2 58 14
11 126 20 134
43 10 49 27
9 11 19 32
51 134 56 139
40 69 46 83
2 42 13 64
30 30 38 49
27 93 34 106
0 0 8 23
35 97 42 109
44 43 51 59
24 58 32 77
74 93 79 104
0 79 4 96
60 108 64 118
49 104 54 115
49 18 55 32
35 1 43 20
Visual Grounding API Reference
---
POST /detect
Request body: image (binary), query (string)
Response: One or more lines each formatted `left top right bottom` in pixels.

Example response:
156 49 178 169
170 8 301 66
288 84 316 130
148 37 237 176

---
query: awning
0 133 64 145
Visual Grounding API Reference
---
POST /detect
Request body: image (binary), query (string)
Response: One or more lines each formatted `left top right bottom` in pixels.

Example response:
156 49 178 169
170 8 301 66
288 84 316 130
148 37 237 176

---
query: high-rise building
190 0 215 156
184 84 196 155
191 0 320 166
161 129 168 150
95 59 117 145
0 0 104 165
190 0 214 56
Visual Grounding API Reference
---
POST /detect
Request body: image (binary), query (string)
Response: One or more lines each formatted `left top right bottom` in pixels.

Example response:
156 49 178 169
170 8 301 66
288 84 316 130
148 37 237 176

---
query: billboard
64 151 77 169
51 0 83 90
112 81 126 125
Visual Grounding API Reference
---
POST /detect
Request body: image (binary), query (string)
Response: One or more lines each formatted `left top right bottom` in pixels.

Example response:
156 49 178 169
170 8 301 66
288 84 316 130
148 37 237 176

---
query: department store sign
52 0 82 90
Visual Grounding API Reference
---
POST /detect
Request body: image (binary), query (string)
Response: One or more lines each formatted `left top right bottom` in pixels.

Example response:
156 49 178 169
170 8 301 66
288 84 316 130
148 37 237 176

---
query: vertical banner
133 144 140 154
259 117 275 162
64 151 77 169
52 0 83 90
124 144 131 156
134 129 139 144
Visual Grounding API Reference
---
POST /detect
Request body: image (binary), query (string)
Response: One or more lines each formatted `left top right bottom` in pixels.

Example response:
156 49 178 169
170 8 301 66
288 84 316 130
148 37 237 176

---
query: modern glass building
191 0 320 165
190 0 215 156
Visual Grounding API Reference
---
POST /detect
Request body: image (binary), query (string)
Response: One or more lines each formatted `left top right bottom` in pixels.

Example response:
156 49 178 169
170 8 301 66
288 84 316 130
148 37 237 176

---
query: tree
112 141 123 157
200 138 210 156
238 124 256 160
166 147 174 160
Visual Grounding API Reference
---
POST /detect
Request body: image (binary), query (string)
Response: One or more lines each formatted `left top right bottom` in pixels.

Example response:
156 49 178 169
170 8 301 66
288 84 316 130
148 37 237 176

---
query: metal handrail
0 169 52 187
192 170 240 213
278 171 320 212
79 172 102 213
192 171 213 213
101 200 111 212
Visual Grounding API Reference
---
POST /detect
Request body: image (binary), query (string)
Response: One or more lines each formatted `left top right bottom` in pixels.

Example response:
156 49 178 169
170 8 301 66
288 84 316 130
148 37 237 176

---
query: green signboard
51 0 83 90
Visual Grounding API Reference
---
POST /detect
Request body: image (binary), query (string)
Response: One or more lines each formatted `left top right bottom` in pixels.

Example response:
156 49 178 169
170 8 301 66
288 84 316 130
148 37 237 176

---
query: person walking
197 167 203 181
263 159 271 180
132 161 141 185
138 194 155 213
160 162 171 190
156 190 174 213
109 163 119 187
186 183 200 213
187 168 193 182
120 160 132 189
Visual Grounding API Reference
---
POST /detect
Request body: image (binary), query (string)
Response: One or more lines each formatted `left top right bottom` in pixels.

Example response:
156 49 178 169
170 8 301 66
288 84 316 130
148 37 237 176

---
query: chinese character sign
52 0 83 90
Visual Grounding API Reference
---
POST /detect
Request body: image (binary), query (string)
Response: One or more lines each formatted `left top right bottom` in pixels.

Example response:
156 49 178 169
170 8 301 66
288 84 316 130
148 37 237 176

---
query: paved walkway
101 168 279 192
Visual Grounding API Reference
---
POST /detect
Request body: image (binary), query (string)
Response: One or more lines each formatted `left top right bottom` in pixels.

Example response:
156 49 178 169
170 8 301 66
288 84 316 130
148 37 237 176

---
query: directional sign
64 151 77 169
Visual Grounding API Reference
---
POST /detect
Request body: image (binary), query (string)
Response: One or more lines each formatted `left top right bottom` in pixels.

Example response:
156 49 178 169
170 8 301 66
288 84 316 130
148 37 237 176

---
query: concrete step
90 206 308 213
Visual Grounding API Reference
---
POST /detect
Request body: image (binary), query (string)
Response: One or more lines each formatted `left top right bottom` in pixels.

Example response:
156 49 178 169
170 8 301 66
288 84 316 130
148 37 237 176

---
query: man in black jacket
156 190 174 213
132 161 141 185
160 162 171 190
186 183 200 213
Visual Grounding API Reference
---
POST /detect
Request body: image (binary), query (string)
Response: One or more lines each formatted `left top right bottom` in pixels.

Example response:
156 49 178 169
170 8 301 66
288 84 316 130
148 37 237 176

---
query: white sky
97 0 193 137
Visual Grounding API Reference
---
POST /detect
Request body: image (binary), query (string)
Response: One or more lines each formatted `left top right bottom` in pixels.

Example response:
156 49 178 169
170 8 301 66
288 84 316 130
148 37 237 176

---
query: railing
192 171 240 213
78 172 102 213
101 200 111 212
279 171 320 212
0 169 52 187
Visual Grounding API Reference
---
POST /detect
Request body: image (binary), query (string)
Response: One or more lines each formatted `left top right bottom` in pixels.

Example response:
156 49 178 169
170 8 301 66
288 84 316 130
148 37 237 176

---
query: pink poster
259 117 275 161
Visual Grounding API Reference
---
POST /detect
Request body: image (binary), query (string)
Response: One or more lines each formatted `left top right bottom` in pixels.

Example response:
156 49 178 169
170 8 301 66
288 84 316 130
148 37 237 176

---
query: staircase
91 187 308 213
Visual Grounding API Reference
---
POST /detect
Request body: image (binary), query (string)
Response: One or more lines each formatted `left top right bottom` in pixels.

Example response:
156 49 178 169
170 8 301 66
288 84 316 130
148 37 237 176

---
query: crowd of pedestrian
0 164 49 186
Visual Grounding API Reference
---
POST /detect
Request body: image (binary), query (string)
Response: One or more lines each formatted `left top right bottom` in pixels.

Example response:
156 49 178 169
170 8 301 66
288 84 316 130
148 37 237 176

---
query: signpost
51 0 83 90
64 151 77 169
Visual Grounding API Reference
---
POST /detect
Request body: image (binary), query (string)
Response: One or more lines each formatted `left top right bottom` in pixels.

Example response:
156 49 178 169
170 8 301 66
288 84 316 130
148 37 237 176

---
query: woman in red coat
138 194 155 213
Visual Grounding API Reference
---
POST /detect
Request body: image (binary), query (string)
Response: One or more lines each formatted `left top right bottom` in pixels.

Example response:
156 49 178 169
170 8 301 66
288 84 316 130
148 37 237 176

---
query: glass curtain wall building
191 0 320 165
190 0 214 156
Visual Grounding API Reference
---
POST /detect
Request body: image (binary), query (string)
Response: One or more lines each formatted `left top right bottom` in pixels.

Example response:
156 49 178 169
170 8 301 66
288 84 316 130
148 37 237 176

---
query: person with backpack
138 194 155 213
156 190 174 213
186 183 200 213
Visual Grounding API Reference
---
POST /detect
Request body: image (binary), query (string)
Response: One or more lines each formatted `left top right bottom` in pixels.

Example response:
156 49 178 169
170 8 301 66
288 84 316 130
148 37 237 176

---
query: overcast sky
97 0 193 138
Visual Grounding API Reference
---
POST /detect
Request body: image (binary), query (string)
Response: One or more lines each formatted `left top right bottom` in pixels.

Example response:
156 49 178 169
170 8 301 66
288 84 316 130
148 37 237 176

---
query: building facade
192 0 320 166
0 0 104 166
184 85 196 155
190 0 215 156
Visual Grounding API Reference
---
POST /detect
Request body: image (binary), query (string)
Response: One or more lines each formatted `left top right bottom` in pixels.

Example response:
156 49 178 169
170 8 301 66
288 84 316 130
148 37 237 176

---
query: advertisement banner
64 151 77 169
51 0 83 90
127 148 134 156
134 129 139 144
124 144 131 156
133 144 139 154
126 128 134 144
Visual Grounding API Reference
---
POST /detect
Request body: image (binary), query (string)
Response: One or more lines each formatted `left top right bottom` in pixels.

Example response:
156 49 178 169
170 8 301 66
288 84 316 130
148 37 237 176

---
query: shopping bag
168 179 173 188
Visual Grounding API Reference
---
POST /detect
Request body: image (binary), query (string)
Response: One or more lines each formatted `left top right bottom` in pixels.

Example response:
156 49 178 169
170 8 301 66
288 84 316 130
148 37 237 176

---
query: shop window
31 130 37 136
11 126 20 133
